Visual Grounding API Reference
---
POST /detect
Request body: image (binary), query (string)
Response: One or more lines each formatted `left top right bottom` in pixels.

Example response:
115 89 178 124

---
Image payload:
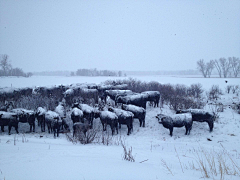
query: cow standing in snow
156 113 193 136
108 107 134 135
176 109 215 132
35 107 46 132
0 111 19 135
11 108 36 132
122 104 146 127
71 107 84 124
45 110 69 137
100 111 118 135
116 94 148 109
141 91 160 108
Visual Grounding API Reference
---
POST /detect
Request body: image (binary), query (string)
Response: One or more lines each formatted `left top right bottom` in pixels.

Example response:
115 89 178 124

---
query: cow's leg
33 122 35 132
15 125 19 134
139 119 142 127
29 123 32 132
101 122 106 131
42 119 45 132
127 125 130 135
142 119 145 127
208 121 214 132
169 127 173 136
116 124 118 134
111 125 115 136
1 125 4 132
185 126 188 135
8 125 12 135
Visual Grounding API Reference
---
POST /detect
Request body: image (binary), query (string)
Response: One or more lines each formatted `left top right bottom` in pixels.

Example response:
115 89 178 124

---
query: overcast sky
0 0 240 72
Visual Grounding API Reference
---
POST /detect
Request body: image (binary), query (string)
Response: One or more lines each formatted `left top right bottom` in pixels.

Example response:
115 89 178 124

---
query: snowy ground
0 75 240 180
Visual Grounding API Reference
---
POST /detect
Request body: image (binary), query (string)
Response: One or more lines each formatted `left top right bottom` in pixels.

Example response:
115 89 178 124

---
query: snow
45 110 60 119
0 111 17 119
109 107 134 118
71 107 83 116
55 103 65 117
0 75 240 180
122 104 146 114
79 104 94 113
106 90 133 96
36 107 46 116
63 88 74 95
100 111 118 120
10 108 34 115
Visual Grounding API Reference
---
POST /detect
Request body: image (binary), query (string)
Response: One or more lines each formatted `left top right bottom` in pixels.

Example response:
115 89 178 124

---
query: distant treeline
72 68 125 77
0 54 33 77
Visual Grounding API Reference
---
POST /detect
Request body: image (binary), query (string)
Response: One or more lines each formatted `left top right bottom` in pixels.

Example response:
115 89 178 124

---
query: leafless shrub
192 145 240 179
121 141 135 162
66 127 98 145
14 95 57 110
161 159 174 176
232 85 239 94
65 132 78 144
22 134 28 143
207 85 223 101
168 84 204 111
175 147 184 173
77 128 98 144
226 85 233 94
188 83 204 99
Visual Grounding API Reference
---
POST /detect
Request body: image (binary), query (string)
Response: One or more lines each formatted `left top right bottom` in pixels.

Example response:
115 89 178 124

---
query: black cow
71 107 84 124
35 107 46 132
156 113 193 136
0 111 19 135
11 108 36 132
45 110 69 137
108 107 134 135
52 118 70 138
100 111 118 135
104 90 133 105
176 109 215 132
141 91 160 107
116 94 147 109
122 104 146 127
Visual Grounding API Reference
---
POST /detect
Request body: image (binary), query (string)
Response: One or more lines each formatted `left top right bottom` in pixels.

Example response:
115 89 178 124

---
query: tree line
72 68 125 77
0 54 33 77
197 57 240 78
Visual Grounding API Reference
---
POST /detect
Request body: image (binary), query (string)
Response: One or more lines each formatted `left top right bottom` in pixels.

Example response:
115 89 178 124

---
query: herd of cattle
0 83 216 137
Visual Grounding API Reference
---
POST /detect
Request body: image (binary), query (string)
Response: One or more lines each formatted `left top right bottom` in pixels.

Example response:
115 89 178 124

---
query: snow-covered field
1 75 239 90
0 75 240 180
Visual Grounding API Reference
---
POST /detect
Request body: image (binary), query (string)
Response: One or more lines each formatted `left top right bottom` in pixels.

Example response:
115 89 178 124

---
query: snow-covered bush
206 85 223 101
14 95 57 111
232 85 239 94
226 85 233 94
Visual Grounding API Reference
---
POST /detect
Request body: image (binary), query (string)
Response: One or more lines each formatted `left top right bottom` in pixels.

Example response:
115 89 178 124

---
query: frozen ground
0 75 240 180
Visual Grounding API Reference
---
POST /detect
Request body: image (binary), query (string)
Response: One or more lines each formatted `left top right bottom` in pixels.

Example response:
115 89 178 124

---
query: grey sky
0 0 240 72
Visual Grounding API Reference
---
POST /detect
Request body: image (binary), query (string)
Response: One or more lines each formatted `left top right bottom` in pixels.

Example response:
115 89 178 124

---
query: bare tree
219 57 231 78
214 59 222 78
206 60 215 78
197 59 207 78
229 57 240 78
0 54 11 76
